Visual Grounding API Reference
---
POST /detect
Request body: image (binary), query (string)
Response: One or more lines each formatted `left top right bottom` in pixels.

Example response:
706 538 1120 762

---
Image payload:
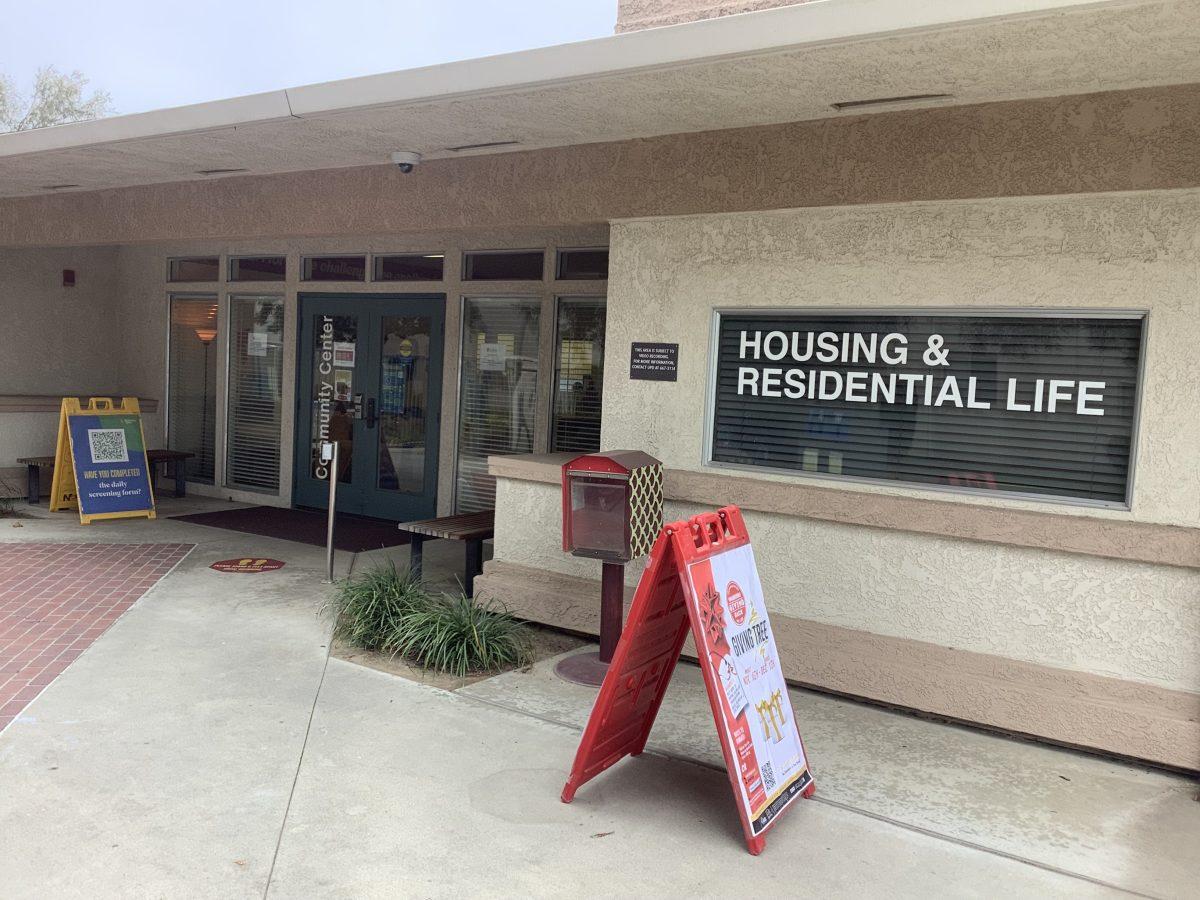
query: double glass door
295 294 444 519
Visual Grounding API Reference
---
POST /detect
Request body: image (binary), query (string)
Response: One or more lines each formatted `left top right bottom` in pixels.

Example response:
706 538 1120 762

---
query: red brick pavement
0 542 193 733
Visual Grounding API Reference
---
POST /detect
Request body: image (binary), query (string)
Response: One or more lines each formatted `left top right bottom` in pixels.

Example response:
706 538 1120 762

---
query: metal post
323 441 339 584
599 561 625 663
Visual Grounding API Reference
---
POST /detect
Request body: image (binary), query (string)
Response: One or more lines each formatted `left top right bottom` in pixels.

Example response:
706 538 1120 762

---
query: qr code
761 761 776 793
87 428 129 464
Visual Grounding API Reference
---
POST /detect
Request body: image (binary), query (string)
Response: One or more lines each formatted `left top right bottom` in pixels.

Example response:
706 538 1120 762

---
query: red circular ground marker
210 558 285 574
726 580 747 625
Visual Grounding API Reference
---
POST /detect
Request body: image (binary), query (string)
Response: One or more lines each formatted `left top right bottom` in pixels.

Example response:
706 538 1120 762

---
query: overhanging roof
0 0 1197 198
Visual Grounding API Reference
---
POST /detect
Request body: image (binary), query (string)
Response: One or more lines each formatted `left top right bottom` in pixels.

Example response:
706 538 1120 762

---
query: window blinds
710 312 1144 505
455 298 542 512
226 297 284 492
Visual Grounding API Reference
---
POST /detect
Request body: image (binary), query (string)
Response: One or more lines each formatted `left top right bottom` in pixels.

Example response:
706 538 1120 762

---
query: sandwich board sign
561 505 814 855
49 397 157 525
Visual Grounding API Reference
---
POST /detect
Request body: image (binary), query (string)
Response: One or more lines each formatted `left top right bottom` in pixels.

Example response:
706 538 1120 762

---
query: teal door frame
294 293 445 520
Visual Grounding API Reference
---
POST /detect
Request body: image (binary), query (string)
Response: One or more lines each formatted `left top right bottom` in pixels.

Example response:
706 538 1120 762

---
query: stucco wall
0 246 123 395
0 246 134 467
2 83 1198 249
603 191 1200 529
490 189 1200 697
616 0 812 32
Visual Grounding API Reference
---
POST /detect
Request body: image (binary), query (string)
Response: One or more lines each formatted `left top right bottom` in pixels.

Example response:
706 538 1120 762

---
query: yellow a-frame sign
50 397 157 525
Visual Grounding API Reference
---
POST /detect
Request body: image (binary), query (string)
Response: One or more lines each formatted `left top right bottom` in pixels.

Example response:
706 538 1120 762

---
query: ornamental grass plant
327 561 427 651
327 562 532 677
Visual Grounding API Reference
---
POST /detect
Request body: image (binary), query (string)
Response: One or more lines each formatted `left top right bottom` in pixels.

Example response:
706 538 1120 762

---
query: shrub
327 562 533 676
385 592 533 678
326 562 426 651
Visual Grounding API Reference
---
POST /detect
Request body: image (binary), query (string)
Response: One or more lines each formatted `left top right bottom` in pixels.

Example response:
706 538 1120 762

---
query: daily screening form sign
50 397 156 525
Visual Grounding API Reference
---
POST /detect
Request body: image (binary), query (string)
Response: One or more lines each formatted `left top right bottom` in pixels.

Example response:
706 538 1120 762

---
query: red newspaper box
562 450 663 563
558 451 663 684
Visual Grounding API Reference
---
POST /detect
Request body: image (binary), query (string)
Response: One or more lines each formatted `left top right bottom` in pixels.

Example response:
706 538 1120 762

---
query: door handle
365 397 377 428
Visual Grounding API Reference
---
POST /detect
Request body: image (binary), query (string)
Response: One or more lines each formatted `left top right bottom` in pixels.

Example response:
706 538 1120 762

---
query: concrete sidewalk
0 500 1195 898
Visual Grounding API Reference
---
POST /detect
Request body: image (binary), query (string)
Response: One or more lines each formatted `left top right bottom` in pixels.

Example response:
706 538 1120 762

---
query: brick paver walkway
0 542 193 733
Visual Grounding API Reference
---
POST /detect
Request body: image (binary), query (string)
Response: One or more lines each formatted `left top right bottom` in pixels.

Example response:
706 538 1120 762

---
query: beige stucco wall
0 246 124 395
0 246 138 467
2 84 1198 250
616 0 813 32
490 189 1200 696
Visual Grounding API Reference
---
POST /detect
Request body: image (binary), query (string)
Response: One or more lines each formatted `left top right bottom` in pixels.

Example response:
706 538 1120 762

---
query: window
168 257 219 282
374 253 444 281
556 248 609 281
456 298 541 511
167 296 220 483
302 255 366 281
229 255 286 282
709 311 1144 505
226 296 284 492
463 250 544 281
551 298 606 452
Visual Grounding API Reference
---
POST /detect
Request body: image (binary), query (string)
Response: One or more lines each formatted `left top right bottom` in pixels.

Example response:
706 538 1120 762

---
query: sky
1 0 617 116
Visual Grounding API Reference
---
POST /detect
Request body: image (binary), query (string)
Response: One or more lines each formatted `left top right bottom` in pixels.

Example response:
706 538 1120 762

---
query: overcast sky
1 0 617 116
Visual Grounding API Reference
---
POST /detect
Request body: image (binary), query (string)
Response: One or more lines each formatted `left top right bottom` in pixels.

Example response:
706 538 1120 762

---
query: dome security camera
391 151 422 173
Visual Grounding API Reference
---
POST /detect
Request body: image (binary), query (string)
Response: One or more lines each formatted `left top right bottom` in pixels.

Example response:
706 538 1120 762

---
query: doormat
171 506 411 552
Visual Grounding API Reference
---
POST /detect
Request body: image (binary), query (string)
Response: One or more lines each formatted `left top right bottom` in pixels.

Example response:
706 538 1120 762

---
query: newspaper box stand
561 505 815 855
558 451 663 684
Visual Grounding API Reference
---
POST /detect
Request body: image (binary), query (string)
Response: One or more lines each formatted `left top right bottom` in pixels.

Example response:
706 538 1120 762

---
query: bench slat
19 449 195 467
398 511 495 541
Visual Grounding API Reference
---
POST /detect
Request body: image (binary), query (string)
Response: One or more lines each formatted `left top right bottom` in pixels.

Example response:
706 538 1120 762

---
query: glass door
295 294 444 519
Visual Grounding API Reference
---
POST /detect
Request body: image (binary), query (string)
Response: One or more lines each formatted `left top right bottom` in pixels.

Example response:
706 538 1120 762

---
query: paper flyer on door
685 543 812 835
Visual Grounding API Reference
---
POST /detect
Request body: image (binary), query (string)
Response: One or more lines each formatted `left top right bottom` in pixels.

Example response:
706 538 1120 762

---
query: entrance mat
171 506 410 552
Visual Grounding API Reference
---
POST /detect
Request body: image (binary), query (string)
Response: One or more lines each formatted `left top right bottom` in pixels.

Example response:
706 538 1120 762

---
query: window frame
228 255 287 283
702 307 1150 510
167 256 221 283
300 253 368 282
372 252 446 283
165 292 222 485
462 248 546 282
224 293 286 494
555 246 610 281
451 293 545 513
548 295 607 454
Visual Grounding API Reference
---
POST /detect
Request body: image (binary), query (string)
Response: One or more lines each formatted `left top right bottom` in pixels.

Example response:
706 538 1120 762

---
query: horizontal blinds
456 298 541 512
551 298 605 453
226 297 284 492
167 297 219 484
711 313 1144 504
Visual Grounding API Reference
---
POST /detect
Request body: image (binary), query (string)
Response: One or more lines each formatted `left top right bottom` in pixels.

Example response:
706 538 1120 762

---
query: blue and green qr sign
66 414 155 516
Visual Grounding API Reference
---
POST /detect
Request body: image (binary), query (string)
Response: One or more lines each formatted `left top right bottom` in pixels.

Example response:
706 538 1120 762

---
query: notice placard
630 342 678 381
684 543 812 836
51 397 156 525
562 505 814 855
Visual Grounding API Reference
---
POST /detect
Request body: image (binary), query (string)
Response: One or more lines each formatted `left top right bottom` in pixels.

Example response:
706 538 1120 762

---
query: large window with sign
708 311 1144 505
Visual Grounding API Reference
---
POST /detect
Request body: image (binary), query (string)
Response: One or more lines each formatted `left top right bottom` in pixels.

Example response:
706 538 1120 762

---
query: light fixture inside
445 140 520 152
196 167 249 175
831 93 953 111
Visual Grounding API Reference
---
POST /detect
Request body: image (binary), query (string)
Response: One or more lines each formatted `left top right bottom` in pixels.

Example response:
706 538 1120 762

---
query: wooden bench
397 510 495 597
17 449 196 504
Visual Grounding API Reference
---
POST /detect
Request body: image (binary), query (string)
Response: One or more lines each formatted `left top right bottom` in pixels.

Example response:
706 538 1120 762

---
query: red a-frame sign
561 505 815 855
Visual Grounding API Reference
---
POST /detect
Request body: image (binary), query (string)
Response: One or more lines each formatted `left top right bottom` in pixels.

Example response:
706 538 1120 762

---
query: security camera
391 151 422 173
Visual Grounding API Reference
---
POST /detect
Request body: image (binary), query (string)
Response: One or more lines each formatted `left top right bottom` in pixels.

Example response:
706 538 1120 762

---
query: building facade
0 0 1196 769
